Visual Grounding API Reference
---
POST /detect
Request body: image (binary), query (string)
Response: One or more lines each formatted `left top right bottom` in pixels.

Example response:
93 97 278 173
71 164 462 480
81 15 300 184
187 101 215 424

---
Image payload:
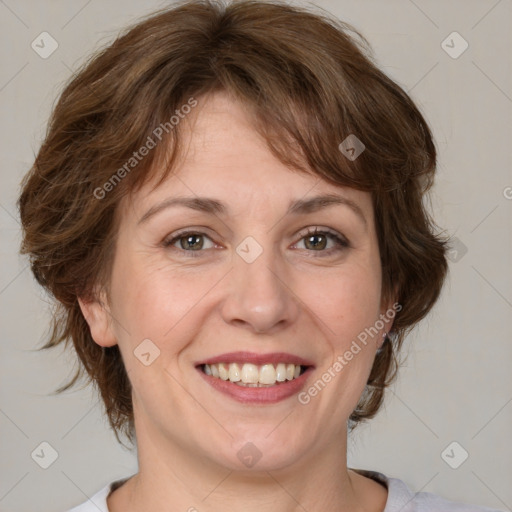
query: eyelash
162 227 349 258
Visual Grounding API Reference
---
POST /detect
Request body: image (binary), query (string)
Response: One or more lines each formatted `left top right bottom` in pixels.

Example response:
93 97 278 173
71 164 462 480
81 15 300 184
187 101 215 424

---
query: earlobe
78 296 118 347
376 331 388 350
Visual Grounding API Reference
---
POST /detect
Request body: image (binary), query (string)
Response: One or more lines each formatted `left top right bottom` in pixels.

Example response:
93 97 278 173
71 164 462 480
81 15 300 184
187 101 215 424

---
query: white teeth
275 363 287 382
259 364 276 384
286 363 295 381
228 363 241 382
218 363 229 381
241 363 259 384
202 362 305 386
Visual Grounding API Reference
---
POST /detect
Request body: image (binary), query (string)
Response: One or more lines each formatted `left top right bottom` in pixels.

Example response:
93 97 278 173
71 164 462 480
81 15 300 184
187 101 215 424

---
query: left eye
293 228 349 253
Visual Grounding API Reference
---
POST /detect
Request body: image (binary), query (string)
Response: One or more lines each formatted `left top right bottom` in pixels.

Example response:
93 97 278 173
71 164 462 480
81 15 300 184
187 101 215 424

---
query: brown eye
304 233 327 250
295 228 349 255
178 234 204 251
163 231 216 257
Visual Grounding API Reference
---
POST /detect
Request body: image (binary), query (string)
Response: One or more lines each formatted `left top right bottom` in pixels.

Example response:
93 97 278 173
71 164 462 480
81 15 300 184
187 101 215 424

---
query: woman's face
82 91 393 472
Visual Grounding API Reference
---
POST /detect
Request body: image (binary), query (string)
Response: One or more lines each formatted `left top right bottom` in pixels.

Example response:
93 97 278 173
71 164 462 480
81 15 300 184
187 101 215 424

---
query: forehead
173 91 313 187
122 91 374 221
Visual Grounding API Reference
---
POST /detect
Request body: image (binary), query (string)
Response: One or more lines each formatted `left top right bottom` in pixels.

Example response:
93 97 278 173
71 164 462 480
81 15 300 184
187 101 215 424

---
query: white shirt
66 469 505 511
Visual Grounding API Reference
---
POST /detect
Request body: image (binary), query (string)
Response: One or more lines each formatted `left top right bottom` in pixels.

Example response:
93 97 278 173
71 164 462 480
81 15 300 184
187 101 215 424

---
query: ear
78 294 118 347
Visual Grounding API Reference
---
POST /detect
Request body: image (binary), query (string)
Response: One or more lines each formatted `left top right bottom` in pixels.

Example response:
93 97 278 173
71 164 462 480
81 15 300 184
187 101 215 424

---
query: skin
79 90 395 512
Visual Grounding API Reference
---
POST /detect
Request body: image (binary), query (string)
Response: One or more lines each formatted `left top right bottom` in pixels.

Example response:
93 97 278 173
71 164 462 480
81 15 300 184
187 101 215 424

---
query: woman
18 1 503 511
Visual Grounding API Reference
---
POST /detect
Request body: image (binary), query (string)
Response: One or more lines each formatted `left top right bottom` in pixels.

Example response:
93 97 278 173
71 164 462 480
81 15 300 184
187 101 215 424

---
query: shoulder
352 469 505 512
65 477 130 512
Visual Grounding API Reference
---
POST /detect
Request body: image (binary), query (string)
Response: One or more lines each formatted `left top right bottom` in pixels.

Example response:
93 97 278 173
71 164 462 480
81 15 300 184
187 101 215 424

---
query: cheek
305 258 382 344
107 249 174 352
294 263 383 423
108 249 225 349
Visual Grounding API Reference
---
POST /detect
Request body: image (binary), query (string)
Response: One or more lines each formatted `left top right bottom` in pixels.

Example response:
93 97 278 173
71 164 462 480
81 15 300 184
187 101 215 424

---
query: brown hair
18 0 448 447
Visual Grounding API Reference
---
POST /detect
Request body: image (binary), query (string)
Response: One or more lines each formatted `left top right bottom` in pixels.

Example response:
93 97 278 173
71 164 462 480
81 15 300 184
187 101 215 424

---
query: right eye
163 231 217 256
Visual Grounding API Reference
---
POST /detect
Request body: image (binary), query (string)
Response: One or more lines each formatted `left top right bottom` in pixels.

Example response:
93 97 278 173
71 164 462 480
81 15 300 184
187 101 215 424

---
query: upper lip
195 351 315 367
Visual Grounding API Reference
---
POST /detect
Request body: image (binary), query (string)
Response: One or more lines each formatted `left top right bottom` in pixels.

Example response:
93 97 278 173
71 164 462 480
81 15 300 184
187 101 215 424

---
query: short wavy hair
18 0 448 447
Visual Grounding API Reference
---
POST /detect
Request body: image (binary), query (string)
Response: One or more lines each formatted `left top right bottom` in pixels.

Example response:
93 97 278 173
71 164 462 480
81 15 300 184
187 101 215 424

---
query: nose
219 242 300 334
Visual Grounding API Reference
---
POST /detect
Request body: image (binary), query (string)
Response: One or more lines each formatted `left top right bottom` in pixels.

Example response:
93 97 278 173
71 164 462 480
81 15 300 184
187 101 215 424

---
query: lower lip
197 367 313 404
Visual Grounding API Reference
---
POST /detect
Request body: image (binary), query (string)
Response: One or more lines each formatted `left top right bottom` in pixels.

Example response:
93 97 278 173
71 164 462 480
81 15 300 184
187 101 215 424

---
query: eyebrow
137 193 367 227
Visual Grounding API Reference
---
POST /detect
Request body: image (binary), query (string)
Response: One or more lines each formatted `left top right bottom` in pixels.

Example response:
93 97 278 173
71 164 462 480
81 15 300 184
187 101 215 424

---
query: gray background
0 0 511 510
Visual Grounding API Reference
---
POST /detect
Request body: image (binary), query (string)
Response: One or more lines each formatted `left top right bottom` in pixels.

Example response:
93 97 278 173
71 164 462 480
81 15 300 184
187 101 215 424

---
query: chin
207 429 312 473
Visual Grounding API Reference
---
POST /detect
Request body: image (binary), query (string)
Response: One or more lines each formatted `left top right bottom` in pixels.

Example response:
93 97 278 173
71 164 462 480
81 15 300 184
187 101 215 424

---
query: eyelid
162 228 218 248
295 226 349 244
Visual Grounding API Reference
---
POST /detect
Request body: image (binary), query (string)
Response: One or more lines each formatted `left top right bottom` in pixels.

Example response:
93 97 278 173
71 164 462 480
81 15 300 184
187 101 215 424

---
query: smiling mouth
199 362 309 387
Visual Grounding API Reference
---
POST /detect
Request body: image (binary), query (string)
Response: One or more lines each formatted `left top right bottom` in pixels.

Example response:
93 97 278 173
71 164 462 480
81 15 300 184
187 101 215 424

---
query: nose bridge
236 241 280 297
221 234 297 332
